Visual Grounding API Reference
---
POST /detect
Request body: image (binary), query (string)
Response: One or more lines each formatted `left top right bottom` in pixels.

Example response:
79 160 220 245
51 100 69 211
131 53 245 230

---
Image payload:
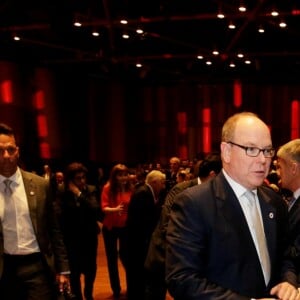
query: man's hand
68 181 81 196
269 281 300 300
56 274 71 294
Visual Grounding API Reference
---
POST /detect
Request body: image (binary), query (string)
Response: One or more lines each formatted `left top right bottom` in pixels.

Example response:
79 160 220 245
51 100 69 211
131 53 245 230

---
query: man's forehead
0 141 16 147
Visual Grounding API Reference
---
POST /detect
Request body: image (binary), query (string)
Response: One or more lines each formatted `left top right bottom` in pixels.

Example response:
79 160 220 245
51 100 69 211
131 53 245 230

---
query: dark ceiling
1 0 300 83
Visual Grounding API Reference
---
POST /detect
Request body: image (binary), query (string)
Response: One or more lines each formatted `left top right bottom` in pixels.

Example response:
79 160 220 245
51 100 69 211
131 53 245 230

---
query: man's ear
292 161 300 175
221 142 231 163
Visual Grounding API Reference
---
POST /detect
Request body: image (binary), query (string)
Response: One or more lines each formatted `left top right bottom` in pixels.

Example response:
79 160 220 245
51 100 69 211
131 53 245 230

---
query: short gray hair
277 139 300 163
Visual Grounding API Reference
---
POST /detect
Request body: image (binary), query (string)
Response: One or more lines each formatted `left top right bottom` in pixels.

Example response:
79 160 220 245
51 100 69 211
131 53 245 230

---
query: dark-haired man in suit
0 122 70 300
166 112 300 300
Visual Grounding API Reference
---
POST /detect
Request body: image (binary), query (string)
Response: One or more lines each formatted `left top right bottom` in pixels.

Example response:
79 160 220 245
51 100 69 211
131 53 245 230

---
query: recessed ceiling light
271 9 279 17
279 21 287 28
228 22 236 29
73 21 82 27
92 31 100 37
239 4 247 12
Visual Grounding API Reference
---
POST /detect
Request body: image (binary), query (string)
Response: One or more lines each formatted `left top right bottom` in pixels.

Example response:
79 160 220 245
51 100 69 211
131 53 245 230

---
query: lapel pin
30 191 35 196
269 212 274 219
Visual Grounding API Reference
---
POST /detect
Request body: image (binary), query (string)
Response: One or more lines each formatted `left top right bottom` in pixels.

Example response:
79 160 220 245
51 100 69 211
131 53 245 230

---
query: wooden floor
93 233 127 300
92 233 173 300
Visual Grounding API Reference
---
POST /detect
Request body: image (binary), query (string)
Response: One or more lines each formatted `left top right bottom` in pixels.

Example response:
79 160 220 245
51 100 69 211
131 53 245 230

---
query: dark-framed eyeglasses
227 141 275 158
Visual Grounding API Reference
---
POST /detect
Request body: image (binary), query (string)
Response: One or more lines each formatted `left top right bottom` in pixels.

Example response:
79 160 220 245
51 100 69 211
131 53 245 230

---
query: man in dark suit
126 170 166 300
57 162 102 300
277 138 300 280
0 123 70 300
166 112 300 300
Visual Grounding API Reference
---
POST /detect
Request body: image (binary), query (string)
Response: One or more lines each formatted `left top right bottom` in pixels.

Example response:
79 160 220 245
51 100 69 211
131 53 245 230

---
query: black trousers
102 226 128 296
67 236 98 300
0 253 56 300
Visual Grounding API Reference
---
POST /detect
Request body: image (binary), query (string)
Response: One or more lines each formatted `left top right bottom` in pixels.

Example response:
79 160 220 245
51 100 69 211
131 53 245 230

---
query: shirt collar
0 167 21 186
293 187 300 200
222 169 257 199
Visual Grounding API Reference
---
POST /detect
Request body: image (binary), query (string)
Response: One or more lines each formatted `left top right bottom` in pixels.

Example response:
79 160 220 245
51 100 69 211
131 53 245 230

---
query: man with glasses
0 122 70 300
166 112 300 300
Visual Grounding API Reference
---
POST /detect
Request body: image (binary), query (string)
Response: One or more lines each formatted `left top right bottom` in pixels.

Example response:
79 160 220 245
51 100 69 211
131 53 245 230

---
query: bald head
220 112 273 190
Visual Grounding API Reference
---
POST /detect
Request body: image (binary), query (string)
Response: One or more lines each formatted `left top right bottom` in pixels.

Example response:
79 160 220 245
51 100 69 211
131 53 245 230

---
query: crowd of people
2 111 300 300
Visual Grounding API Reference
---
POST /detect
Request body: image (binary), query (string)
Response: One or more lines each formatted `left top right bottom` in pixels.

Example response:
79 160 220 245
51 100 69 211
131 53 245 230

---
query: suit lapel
21 171 38 233
214 174 255 248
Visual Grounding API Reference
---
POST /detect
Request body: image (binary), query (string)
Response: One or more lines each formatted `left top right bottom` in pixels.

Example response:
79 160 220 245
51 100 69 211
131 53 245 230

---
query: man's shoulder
169 178 197 194
134 183 150 194
21 169 47 183
258 184 286 208
174 176 222 208
258 184 283 200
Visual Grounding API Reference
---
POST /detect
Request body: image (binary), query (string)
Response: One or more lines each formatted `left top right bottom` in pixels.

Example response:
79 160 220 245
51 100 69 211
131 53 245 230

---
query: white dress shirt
222 170 270 284
0 168 40 254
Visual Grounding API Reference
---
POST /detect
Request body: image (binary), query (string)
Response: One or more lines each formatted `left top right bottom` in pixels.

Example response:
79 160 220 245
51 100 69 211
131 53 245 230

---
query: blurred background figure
126 170 166 300
55 171 64 187
57 162 102 300
165 156 181 192
101 164 134 299
176 170 187 183
134 167 147 189
42 164 52 180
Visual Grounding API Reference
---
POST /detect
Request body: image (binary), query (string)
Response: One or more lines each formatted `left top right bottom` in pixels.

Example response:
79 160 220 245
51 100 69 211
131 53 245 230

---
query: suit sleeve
45 179 70 273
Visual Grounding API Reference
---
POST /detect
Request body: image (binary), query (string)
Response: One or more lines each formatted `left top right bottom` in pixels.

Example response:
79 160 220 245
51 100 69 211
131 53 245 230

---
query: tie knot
4 179 12 195
244 190 256 204
244 190 255 201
